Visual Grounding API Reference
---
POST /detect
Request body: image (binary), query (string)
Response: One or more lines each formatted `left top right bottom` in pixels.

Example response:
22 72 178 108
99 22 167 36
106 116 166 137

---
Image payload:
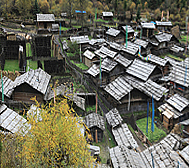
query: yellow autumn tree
16 98 93 167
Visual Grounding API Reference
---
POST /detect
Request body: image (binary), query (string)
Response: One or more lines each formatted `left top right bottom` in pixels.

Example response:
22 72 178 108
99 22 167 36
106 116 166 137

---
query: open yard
136 117 166 143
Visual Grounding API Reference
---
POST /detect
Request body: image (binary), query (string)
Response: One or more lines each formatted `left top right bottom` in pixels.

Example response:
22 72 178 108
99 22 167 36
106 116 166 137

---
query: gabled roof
105 108 123 128
85 113 105 130
11 68 51 95
114 54 133 68
146 54 168 66
158 103 185 119
122 25 135 33
70 36 90 44
95 46 117 58
0 104 29 134
167 94 189 112
141 22 155 29
170 45 184 53
101 58 117 72
154 32 173 43
83 50 96 60
87 64 100 77
112 123 138 149
102 12 113 17
164 56 181 66
126 59 156 81
169 65 189 87
106 28 121 37
37 14 55 22
109 42 122 51
0 76 14 98
134 39 149 48
121 41 139 56
156 21 172 26
104 75 133 101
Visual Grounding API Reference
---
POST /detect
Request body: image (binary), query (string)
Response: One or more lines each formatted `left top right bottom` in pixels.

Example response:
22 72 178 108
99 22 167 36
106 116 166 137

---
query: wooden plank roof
126 59 156 81
0 76 14 98
105 108 123 128
37 14 55 22
114 54 132 68
11 68 51 95
158 103 183 119
141 22 155 29
87 64 100 77
95 46 117 58
112 123 139 149
122 25 135 33
146 54 168 66
109 42 122 51
169 65 189 87
83 50 96 60
179 145 189 165
121 41 139 56
170 45 184 53
101 57 118 72
85 113 105 130
134 39 149 48
102 12 113 17
166 94 189 112
154 32 173 43
106 28 121 37
156 21 172 26
104 75 133 101
70 35 90 44
0 104 30 134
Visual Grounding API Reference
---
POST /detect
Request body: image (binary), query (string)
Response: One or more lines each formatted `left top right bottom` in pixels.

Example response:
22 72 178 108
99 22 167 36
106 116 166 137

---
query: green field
180 35 189 44
136 117 166 143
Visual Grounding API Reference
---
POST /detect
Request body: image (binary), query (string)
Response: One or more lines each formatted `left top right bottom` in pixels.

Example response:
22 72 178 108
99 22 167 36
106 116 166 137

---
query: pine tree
33 0 40 15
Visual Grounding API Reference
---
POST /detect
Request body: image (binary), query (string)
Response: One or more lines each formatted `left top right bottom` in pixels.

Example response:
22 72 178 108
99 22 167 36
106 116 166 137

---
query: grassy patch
61 27 71 31
73 25 81 29
94 19 109 23
86 105 96 113
4 60 20 71
26 43 32 57
67 53 75 57
70 60 88 70
27 60 44 70
180 35 189 44
166 53 184 61
136 117 166 143
102 24 116 28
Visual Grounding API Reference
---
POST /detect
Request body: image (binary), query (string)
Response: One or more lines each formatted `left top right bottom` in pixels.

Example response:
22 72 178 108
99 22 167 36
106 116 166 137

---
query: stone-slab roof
134 39 149 48
141 22 155 29
37 14 55 22
121 41 139 56
156 21 173 26
146 54 168 66
95 46 117 58
154 32 173 43
101 57 118 72
83 50 96 60
87 64 100 77
122 25 135 33
102 12 113 17
170 45 184 53
114 54 133 68
70 36 90 44
106 28 121 37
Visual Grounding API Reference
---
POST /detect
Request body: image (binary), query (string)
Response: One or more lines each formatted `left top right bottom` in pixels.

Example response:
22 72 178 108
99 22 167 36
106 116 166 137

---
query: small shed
83 50 97 67
102 12 113 20
106 28 125 43
36 14 55 29
121 25 135 40
155 21 173 32
85 113 105 142
141 22 155 38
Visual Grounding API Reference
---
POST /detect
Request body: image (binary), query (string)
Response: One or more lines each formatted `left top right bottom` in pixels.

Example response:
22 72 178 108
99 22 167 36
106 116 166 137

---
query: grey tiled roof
104 75 133 101
106 28 120 37
105 108 123 128
37 14 55 22
102 12 113 17
146 54 168 66
156 21 172 26
141 22 155 29
134 39 149 48
83 50 96 60
85 113 105 130
154 32 173 43
167 94 189 112
70 36 90 44
122 25 135 33
114 54 133 68
101 57 118 72
87 64 100 77
126 59 156 81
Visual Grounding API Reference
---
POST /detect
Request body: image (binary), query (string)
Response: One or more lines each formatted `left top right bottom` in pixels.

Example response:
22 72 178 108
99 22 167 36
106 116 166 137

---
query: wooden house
83 50 97 67
121 25 135 40
36 14 55 29
141 22 155 38
85 113 105 142
70 35 90 51
179 119 189 138
105 28 125 43
102 12 113 21
155 21 173 32
158 94 189 130
134 39 150 55
10 68 51 104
